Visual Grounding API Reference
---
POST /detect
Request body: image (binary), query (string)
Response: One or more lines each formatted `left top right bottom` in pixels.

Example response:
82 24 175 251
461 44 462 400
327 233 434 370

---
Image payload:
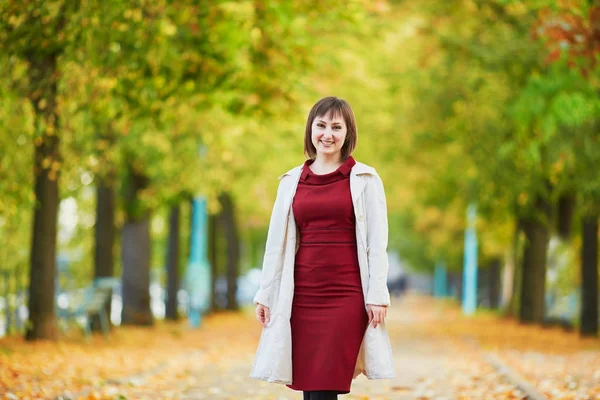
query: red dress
286 156 369 394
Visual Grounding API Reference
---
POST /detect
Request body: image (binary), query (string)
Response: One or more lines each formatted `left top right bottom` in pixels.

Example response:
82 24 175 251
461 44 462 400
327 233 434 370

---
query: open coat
249 161 396 384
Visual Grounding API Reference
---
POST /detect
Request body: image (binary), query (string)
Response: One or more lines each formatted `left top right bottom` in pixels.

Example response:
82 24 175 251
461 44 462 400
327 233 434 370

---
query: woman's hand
255 303 271 327
366 304 387 329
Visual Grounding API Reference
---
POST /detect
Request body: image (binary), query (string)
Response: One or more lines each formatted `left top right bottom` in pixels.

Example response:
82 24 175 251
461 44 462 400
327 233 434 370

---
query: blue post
185 197 211 328
433 260 447 297
462 204 478 315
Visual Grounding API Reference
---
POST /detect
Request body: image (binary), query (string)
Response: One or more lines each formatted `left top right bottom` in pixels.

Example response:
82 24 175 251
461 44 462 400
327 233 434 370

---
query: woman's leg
303 391 311 400
307 391 338 400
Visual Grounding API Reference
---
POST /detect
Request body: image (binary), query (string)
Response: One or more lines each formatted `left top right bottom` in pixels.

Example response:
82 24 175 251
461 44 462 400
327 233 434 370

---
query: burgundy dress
286 156 369 394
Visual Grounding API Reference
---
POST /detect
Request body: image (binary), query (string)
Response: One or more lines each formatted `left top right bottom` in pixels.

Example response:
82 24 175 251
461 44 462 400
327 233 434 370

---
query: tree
0 0 87 340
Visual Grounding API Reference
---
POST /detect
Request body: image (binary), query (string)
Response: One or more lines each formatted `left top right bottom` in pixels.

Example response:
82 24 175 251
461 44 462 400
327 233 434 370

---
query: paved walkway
181 294 521 399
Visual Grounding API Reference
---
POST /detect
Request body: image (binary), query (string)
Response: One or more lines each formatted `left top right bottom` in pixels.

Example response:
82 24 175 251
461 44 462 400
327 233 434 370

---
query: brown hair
304 96 357 161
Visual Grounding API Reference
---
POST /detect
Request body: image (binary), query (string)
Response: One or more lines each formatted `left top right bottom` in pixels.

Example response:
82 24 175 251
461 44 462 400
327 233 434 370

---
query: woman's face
311 113 347 159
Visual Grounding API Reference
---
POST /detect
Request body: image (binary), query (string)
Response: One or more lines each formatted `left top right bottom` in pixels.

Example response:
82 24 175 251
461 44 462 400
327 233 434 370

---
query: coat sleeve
252 178 287 308
364 173 391 306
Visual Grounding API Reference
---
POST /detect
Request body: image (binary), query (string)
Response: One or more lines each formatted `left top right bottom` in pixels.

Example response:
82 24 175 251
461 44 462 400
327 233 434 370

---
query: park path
180 294 522 400
9 291 594 399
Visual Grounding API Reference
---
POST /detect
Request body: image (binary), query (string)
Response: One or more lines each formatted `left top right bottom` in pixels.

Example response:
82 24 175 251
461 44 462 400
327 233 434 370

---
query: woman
250 97 395 399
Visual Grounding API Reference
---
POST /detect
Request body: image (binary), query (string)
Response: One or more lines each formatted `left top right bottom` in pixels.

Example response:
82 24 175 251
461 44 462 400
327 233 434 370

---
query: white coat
249 161 396 385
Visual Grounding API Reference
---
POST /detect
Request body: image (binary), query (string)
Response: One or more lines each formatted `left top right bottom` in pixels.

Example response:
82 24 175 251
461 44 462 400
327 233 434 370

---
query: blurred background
1 0 600 398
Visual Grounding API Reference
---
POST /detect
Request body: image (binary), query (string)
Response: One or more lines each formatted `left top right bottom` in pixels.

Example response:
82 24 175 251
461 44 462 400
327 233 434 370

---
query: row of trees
0 0 374 340
389 0 600 336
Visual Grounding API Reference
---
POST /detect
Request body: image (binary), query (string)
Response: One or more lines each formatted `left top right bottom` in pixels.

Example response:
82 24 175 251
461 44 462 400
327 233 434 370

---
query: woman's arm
252 178 287 309
364 173 391 307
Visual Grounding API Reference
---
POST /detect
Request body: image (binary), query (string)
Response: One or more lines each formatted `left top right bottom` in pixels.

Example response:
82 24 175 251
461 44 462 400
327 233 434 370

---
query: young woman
250 97 395 399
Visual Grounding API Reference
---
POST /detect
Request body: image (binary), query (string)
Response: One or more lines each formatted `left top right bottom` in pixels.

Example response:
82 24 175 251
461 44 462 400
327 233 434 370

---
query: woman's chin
317 148 341 157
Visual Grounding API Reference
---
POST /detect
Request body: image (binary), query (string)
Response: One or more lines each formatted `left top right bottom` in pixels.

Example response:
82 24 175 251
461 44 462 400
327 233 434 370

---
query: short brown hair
304 96 357 161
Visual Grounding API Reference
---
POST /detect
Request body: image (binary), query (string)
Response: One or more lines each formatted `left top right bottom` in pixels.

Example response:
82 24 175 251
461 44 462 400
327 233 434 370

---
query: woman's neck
310 154 343 175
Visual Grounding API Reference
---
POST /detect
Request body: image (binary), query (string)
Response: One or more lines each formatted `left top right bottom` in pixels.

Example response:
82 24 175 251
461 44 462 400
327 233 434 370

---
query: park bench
57 277 120 339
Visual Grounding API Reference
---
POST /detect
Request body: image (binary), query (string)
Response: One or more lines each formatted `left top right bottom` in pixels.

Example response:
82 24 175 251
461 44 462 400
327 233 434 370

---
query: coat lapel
350 162 373 207
350 171 367 206
350 171 367 249
280 165 303 219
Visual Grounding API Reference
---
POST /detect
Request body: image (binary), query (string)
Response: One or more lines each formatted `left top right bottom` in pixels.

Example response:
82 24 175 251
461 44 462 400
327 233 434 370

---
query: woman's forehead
315 112 345 123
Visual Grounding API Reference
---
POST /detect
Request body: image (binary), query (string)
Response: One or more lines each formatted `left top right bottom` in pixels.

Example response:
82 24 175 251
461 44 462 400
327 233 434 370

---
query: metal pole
434 260 447 297
462 204 478 315
185 197 211 328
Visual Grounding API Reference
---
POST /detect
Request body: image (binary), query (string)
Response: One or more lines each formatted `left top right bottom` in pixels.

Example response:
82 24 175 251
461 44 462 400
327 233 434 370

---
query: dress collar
300 156 356 180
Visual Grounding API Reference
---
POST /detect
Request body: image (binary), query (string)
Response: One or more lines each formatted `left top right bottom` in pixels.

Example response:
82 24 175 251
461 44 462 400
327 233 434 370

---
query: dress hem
286 385 348 395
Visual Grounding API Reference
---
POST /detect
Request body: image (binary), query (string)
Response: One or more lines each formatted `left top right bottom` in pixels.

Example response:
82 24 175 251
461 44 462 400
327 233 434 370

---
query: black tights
303 391 338 400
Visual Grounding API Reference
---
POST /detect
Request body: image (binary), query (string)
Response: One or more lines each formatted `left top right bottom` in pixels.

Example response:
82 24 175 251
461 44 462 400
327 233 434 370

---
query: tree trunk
505 220 522 318
220 193 240 311
501 247 515 312
580 214 598 336
488 258 501 309
519 198 551 324
120 166 153 326
26 55 60 341
91 174 116 332
448 270 462 300
165 204 181 321
557 193 576 240
208 212 218 311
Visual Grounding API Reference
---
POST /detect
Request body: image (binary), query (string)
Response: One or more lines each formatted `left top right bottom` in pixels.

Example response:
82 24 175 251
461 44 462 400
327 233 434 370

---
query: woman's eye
334 126 341 130
317 124 325 128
